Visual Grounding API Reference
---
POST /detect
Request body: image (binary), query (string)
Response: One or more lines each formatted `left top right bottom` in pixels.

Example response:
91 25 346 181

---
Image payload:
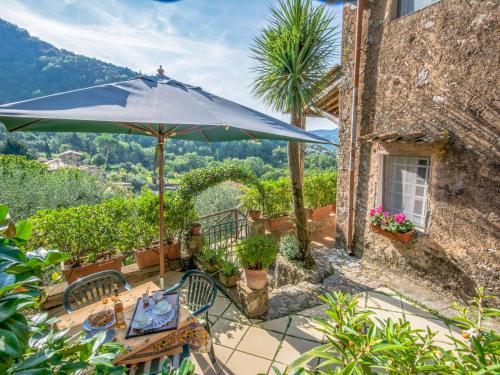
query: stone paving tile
221 303 252 325
366 291 404 312
209 296 231 317
268 361 288 375
274 336 319 366
222 350 272 375
257 316 290 334
286 315 324 342
191 344 232 375
295 304 329 319
211 317 250 349
237 326 283 360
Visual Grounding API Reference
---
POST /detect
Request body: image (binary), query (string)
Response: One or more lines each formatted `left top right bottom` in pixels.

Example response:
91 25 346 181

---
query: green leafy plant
280 288 499 374
197 246 226 271
236 235 278 270
161 357 195 375
279 234 301 261
220 260 240 277
0 204 126 374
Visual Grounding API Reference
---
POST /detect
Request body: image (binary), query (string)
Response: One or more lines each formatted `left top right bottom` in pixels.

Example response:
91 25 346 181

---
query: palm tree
251 0 337 265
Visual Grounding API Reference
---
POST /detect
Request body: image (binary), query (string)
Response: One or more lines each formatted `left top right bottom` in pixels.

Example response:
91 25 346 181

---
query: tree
0 137 34 159
94 135 119 169
44 140 52 159
251 0 337 265
92 153 106 166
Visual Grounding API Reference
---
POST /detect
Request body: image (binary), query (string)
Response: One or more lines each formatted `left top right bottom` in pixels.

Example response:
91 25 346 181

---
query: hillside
0 19 136 104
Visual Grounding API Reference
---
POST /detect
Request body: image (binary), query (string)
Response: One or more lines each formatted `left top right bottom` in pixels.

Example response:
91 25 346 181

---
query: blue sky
0 0 342 130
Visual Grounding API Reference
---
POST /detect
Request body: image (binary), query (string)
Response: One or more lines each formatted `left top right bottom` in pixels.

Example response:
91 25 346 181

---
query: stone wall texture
336 0 499 302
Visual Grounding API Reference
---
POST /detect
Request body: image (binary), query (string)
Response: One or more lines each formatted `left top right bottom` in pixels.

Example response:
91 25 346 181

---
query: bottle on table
113 288 126 329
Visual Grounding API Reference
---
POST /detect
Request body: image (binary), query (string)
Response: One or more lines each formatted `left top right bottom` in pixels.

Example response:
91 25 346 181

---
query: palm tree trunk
289 112 313 266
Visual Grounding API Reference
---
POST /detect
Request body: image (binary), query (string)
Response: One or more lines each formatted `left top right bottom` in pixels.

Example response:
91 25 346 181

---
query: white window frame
391 0 441 19
376 153 431 229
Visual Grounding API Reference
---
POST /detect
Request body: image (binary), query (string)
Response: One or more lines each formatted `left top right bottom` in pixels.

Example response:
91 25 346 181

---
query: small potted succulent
236 235 278 290
219 260 241 288
369 206 416 244
196 246 225 273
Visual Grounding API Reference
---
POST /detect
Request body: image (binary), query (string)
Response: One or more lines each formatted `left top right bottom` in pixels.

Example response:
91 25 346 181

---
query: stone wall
336 0 499 302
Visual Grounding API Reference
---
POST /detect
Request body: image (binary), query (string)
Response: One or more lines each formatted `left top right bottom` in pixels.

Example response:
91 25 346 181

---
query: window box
370 223 415 244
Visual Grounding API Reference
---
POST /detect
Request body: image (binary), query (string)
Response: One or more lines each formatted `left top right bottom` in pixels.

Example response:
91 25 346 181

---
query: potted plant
265 214 293 233
369 206 416 244
219 260 241 288
236 235 278 290
134 193 197 269
306 204 336 221
196 246 225 273
248 209 261 221
63 250 123 284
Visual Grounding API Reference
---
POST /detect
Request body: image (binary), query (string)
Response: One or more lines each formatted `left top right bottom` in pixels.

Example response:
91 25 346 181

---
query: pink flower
383 211 390 219
369 209 376 217
375 205 384 214
381 220 387 225
394 213 406 224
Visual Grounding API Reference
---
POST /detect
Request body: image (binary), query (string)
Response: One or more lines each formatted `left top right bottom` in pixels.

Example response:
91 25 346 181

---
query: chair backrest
63 270 132 313
177 270 217 316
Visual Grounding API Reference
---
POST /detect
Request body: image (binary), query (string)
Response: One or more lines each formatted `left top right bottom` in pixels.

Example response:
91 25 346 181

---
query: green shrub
197 246 226 271
195 182 244 217
26 189 196 266
236 235 278 270
303 171 337 208
241 171 337 217
0 155 117 220
278 234 301 260
280 288 499 375
220 260 240 277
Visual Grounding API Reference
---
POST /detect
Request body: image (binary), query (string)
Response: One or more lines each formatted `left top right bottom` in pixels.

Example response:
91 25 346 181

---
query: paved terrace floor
196 285 462 375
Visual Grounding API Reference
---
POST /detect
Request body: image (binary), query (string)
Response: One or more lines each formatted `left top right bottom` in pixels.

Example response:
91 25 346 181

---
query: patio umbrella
0 71 330 287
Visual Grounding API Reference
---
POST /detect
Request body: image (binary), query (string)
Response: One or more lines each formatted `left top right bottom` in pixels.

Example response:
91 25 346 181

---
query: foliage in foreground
275 289 499 374
0 204 126 374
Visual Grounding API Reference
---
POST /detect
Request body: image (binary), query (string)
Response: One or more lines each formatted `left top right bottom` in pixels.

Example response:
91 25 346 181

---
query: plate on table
131 312 153 330
152 300 172 315
83 310 115 332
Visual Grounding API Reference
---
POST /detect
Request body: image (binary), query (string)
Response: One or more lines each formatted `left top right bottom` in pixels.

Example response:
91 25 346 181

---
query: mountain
0 19 137 104
311 129 339 145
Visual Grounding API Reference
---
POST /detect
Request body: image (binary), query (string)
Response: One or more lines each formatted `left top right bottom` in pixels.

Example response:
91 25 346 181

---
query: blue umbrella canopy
0 74 330 144
0 73 331 284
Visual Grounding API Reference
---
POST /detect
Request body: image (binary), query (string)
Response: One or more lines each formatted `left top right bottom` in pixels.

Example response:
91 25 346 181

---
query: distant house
312 1 499 302
44 158 68 171
58 150 83 166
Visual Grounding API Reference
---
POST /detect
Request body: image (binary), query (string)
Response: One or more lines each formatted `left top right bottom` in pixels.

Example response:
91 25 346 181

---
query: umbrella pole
158 133 166 289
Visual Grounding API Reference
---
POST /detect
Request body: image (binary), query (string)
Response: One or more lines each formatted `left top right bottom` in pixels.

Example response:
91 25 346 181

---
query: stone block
237 281 268 319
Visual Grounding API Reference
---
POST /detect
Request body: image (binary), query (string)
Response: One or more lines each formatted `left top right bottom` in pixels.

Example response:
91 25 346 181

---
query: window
397 0 440 18
383 156 430 228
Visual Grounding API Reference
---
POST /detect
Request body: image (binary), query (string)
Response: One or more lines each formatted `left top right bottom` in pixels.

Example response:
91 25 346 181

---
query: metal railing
198 208 249 251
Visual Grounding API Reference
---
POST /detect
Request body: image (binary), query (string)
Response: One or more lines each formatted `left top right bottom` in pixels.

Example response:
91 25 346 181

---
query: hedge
26 189 196 266
241 171 337 218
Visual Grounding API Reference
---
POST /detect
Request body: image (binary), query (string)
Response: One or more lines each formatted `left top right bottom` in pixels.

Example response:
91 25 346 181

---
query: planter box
307 204 336 221
220 273 241 288
63 255 123 284
265 216 293 232
134 240 181 269
371 224 415 244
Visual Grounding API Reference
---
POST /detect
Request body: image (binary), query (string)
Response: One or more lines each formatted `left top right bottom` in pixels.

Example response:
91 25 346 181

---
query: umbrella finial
157 65 165 76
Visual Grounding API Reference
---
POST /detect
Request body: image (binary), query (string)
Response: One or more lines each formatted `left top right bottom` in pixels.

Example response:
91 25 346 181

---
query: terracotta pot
243 268 267 290
63 255 123 284
248 209 261 221
265 216 293 232
220 272 241 288
190 223 202 235
307 204 336 221
133 240 181 269
370 224 415 244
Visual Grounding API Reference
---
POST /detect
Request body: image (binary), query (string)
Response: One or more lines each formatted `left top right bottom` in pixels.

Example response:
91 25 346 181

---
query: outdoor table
56 281 210 365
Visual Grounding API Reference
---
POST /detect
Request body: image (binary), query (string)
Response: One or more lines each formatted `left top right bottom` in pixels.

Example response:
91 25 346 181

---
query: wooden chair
128 344 190 375
164 270 218 362
63 270 132 313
